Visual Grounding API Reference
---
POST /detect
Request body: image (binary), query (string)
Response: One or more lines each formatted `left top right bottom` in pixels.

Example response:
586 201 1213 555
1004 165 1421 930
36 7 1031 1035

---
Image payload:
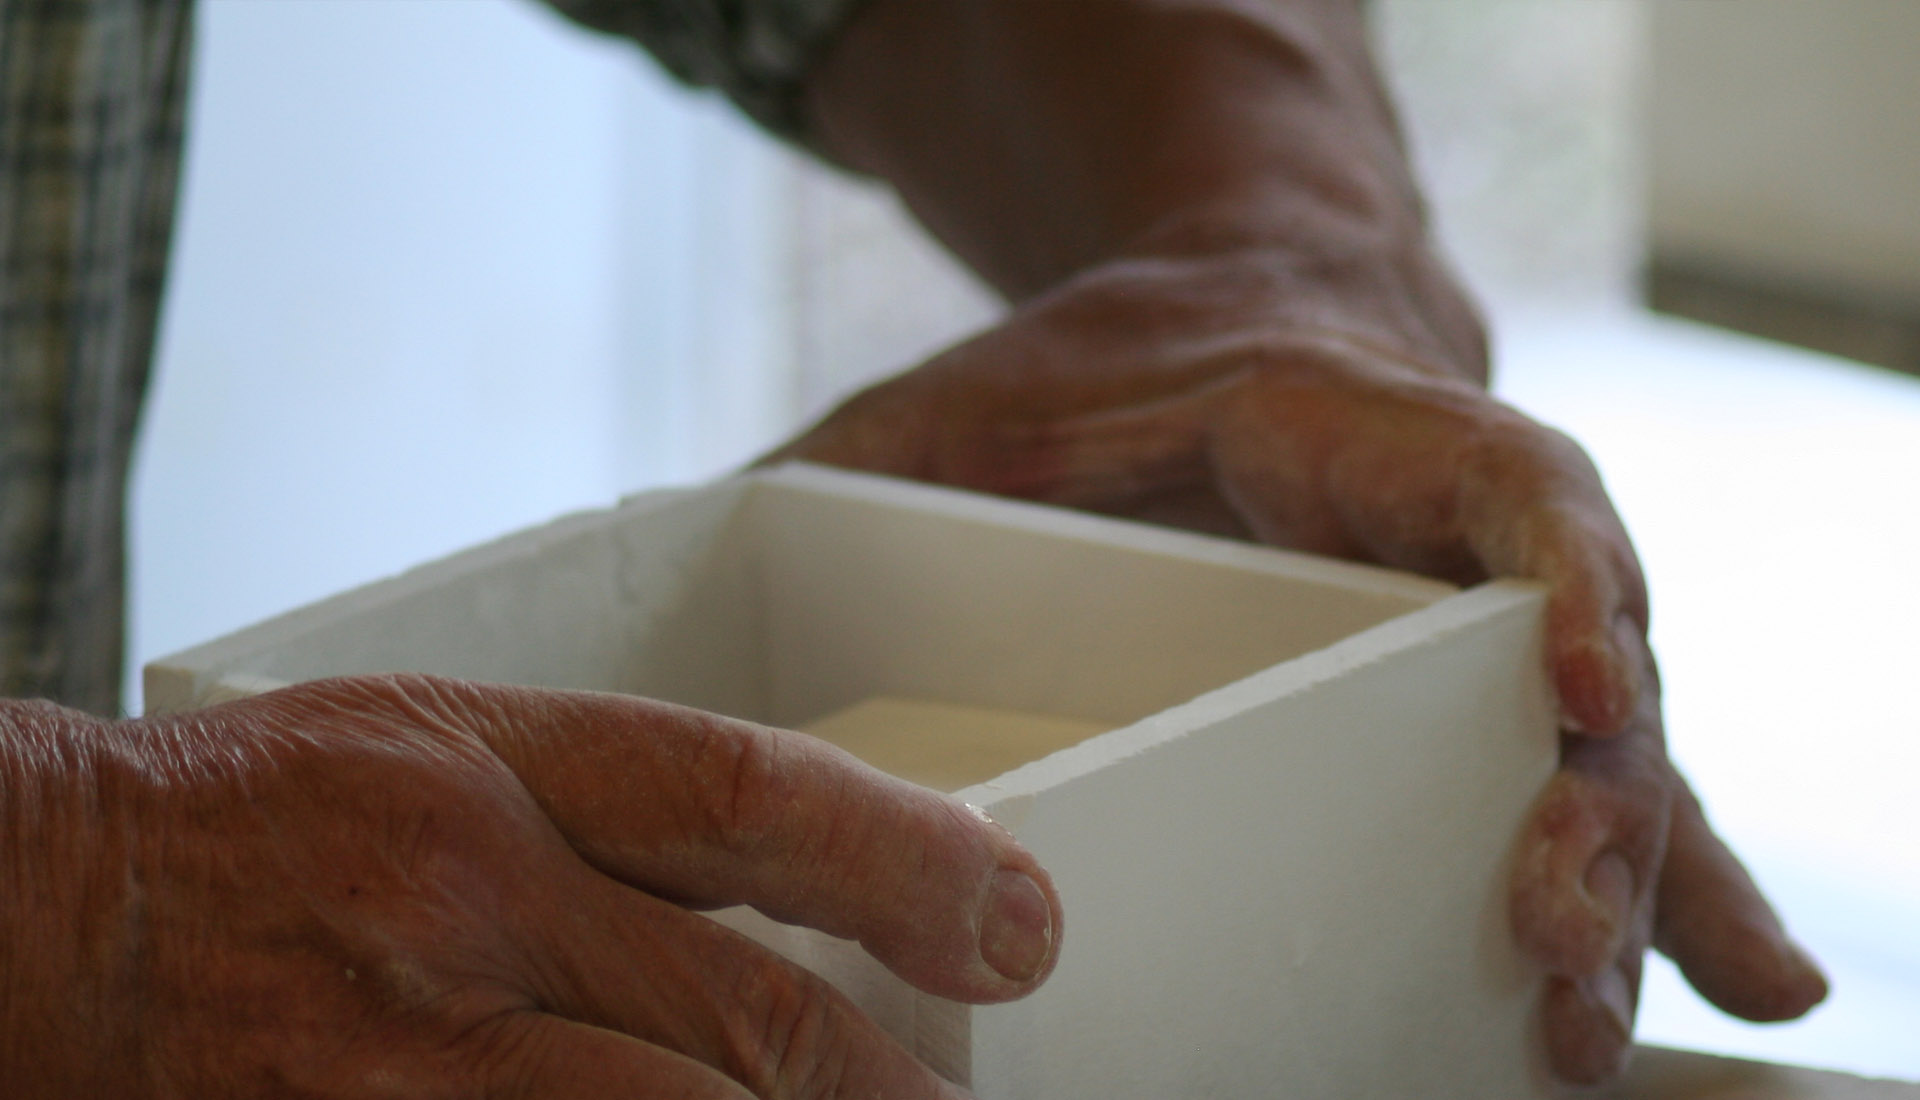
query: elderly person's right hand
0 675 1059 1098
766 247 1827 1083
781 0 1827 1082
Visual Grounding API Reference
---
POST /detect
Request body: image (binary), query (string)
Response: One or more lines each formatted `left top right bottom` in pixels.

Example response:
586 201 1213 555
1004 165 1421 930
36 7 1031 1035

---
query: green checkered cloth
0 0 863 714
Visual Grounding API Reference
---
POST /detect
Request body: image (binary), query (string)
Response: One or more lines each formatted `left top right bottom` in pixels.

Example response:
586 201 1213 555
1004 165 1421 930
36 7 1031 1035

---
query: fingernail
1589 964 1636 1042
980 868 1053 983
1566 635 1633 736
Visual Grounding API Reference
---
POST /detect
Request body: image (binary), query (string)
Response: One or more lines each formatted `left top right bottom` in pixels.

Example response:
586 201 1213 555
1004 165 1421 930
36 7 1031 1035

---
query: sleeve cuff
542 0 872 141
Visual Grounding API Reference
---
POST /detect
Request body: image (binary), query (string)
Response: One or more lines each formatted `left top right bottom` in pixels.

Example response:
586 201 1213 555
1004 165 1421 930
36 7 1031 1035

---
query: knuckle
1448 402 1591 493
728 958 856 1099
704 726 886 905
361 673 497 732
1461 411 1560 482
456 1011 562 1100
265 674 479 752
703 724 796 860
1531 420 1600 470
1567 765 1675 872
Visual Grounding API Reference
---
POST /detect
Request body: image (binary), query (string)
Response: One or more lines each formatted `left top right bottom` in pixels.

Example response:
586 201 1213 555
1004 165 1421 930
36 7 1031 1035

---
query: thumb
398 677 1063 1003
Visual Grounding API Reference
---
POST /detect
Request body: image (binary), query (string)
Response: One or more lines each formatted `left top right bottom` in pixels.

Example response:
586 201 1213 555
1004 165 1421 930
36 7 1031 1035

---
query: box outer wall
144 466 1557 1098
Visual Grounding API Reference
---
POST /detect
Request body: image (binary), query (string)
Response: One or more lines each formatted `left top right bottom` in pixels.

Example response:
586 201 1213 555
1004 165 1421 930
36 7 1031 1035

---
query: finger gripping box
147 464 1559 1098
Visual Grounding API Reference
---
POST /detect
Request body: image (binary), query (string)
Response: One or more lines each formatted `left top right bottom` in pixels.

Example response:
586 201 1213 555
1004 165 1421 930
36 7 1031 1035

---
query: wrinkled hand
0 676 1060 1098
1513 634 1826 1081
766 252 1827 1082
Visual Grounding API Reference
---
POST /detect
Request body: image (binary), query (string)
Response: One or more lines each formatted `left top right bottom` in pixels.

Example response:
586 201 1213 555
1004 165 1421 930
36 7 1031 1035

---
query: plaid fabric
542 0 867 138
0 0 193 715
0 0 861 715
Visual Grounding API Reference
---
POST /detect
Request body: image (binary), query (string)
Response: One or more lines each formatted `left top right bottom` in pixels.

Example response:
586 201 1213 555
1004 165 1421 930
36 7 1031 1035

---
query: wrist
806 0 1487 386
1 702 140 1094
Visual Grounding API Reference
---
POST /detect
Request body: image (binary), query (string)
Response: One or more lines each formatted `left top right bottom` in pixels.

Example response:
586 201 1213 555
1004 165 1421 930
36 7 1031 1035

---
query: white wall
133 0 797 705
1650 0 1920 303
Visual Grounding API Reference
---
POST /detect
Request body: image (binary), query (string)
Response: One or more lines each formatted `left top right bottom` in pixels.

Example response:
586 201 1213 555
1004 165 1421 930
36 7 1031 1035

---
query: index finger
387 676 1062 1006
1460 429 1649 736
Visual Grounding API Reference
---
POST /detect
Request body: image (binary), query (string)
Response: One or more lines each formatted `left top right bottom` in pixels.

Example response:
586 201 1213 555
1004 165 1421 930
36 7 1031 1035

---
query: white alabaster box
147 463 1562 1098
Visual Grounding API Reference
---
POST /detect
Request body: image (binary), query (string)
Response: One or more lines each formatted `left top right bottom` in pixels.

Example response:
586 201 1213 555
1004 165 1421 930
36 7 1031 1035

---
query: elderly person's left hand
0 676 1061 1097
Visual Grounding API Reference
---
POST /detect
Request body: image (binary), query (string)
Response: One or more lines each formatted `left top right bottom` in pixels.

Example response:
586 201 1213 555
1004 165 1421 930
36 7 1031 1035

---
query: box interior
153 469 1449 777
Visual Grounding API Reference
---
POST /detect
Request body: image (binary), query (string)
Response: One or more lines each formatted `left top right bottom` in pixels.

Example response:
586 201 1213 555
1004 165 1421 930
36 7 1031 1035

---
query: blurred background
132 0 1919 1077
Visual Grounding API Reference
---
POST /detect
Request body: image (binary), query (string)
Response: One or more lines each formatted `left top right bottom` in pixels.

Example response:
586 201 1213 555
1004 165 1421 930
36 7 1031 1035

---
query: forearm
805 0 1486 381
1 702 135 1094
